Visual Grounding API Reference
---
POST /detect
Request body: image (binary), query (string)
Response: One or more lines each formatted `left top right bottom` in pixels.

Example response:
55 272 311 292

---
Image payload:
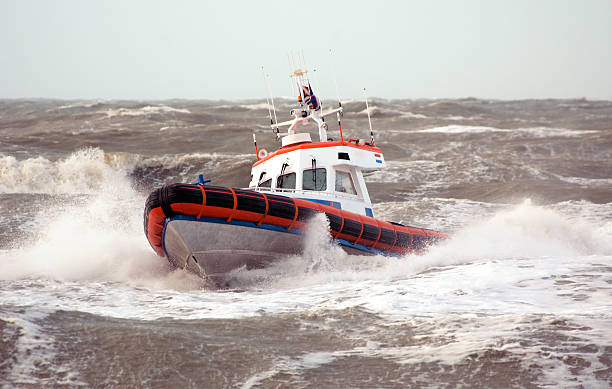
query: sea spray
226 213 390 289
375 199 612 281
0 148 203 289
227 200 612 291
0 148 253 195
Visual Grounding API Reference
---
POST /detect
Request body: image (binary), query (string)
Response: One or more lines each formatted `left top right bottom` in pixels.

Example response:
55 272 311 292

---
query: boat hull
144 183 447 281
163 218 304 278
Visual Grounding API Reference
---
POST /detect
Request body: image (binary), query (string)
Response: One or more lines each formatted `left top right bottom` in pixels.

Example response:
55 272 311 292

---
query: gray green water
1 98 611 387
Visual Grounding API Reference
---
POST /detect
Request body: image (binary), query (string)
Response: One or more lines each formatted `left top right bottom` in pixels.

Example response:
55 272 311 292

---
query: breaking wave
417 125 598 137
0 148 252 195
103 105 190 118
0 148 133 195
0 147 205 288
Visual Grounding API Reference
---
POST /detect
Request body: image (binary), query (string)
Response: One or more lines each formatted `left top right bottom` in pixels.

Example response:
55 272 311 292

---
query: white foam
252 201 608 319
1 199 610 320
364 160 449 185
417 125 597 137
0 149 253 195
2 309 84 386
556 176 612 187
0 147 206 290
237 311 612 387
356 106 403 117
214 102 272 110
53 101 105 110
137 151 252 173
1 167 611 387
373 197 501 232
104 105 190 118
403 112 429 119
240 351 337 388
0 168 160 283
0 148 132 194
354 106 431 119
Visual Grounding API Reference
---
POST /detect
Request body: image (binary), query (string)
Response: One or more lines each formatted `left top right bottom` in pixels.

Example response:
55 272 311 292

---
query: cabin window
259 179 272 188
303 168 326 191
335 170 357 195
276 172 296 190
257 172 268 187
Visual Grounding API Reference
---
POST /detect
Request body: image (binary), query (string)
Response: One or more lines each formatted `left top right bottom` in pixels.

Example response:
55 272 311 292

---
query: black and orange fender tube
144 183 448 258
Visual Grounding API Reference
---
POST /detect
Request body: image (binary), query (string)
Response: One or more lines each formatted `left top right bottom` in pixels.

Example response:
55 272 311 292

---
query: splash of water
0 148 134 194
228 200 612 289
0 148 202 289
0 147 252 195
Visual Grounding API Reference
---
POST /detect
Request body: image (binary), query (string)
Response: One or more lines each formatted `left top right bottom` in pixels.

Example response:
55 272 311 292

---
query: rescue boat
144 58 447 282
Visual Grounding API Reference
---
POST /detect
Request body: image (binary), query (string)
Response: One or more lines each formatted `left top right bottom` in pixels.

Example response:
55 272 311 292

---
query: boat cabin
249 132 385 216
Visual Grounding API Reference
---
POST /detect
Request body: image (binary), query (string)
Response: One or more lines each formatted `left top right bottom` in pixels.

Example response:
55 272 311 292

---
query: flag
302 83 320 111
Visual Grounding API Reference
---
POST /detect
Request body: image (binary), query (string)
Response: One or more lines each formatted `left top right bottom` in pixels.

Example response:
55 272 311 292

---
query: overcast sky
1 0 611 100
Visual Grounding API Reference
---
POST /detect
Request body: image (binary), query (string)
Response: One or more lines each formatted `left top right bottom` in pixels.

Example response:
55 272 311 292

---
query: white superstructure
249 60 386 216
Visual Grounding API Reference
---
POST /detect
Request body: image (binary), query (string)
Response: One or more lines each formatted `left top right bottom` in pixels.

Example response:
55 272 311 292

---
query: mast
252 133 259 161
261 66 279 140
363 87 375 145
330 49 344 142
261 67 273 127
288 52 305 107
265 53 347 143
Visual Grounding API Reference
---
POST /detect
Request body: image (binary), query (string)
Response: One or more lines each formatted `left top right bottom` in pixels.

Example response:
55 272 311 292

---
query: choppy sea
1 98 611 387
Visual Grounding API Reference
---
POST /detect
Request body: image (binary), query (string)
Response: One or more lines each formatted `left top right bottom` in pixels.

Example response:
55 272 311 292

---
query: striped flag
302 83 320 111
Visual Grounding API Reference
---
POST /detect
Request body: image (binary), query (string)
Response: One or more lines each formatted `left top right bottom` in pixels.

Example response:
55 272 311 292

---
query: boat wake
225 199 612 290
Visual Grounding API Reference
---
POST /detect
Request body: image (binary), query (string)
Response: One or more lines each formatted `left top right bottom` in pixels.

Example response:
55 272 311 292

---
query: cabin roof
253 139 382 168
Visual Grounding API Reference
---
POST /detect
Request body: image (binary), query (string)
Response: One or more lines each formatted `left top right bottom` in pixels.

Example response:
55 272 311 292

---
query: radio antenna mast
312 67 324 118
363 87 375 145
287 53 295 97
261 67 273 126
289 52 305 107
261 66 279 139
329 49 344 142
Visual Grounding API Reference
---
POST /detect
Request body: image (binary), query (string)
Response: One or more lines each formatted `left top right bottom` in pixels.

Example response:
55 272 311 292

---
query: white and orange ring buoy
258 149 268 159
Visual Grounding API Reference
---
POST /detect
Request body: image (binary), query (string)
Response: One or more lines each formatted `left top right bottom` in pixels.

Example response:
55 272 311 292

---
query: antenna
363 87 375 145
261 66 279 139
300 50 311 86
312 67 324 115
329 49 344 142
252 133 259 161
289 51 305 107
330 49 342 105
300 50 306 74
261 67 273 126
287 53 295 97
270 93 279 140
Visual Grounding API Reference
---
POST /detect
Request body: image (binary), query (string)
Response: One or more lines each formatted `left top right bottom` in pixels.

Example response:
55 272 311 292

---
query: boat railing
250 186 361 201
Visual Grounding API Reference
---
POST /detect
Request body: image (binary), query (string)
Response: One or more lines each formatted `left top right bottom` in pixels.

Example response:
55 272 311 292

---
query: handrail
248 186 362 201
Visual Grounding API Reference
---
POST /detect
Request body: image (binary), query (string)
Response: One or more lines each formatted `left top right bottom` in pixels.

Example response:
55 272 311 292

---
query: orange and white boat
144 58 447 282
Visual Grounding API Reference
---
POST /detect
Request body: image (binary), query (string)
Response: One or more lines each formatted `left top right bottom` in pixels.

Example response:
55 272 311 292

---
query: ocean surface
1 98 611 388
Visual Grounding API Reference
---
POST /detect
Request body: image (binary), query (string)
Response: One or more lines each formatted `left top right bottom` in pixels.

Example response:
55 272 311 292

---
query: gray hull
163 220 305 281
163 219 370 284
